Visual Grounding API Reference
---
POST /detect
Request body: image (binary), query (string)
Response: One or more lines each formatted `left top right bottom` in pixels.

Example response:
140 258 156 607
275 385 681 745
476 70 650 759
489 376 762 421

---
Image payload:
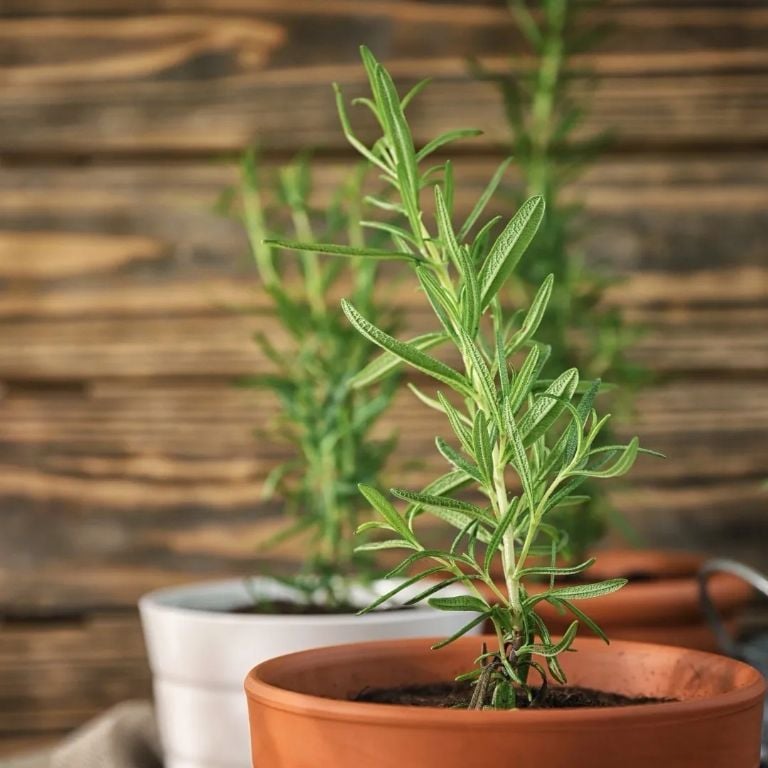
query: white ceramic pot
139 577 480 768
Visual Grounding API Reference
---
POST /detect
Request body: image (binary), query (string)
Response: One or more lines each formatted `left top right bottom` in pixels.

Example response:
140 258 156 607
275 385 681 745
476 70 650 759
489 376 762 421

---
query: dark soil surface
224 600 413 616
354 680 670 709
227 600 359 615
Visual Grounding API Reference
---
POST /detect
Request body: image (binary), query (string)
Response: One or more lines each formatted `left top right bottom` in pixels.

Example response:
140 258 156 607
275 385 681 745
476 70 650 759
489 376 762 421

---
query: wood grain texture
5 0 766 14
0 306 766 380
0 613 150 734
0 736 59 759
0 156 765 319
0 3 767 153
0 0 766 753
1 378 766 611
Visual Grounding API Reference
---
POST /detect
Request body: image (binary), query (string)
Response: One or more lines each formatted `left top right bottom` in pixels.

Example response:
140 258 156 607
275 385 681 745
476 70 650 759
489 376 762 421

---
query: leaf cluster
234 151 399 599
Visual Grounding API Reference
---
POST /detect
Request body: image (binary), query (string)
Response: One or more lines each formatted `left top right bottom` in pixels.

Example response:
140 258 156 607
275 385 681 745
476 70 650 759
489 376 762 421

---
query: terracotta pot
486 549 754 651
245 635 765 768
140 577 480 768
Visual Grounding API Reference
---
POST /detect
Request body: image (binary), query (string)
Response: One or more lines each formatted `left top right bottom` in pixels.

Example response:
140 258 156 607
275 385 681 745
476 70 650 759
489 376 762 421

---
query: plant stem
492 445 521 620
292 208 325 319
512 469 565 582
527 0 566 198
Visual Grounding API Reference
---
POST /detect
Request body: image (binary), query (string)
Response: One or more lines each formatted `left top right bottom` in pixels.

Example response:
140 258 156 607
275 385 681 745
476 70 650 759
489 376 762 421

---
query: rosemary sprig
273 48 660 706
236 151 399 604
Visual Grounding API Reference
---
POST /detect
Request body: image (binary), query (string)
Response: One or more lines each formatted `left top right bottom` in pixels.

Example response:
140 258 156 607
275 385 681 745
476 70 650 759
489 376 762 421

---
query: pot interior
252 635 765 707
142 576 437 615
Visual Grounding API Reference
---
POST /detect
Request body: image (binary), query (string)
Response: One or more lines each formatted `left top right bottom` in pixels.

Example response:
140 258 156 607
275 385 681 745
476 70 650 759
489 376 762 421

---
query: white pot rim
139 575 455 627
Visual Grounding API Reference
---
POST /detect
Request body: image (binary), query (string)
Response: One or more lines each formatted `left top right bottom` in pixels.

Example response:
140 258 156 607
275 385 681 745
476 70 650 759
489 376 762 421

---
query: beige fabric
2 702 160 768
1 751 47 768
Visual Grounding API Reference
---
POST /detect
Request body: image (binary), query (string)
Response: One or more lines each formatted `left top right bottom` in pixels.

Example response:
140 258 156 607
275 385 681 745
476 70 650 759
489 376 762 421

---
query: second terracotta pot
491 549 754 650
244 634 765 768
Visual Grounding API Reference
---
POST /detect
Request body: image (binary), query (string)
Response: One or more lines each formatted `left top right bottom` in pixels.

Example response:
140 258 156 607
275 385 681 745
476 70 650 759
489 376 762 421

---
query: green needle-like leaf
517 558 596 579
405 576 467 606
507 343 542 415
519 367 579 445
416 265 460 338
459 157 513 240
436 392 474 454
507 274 554 352
455 324 500 425
416 128 483 162
351 332 447 389
375 64 422 238
472 411 494 483
527 578 628 606
356 566 445 614
265 239 417 262
553 598 610 643
504 399 535 506
519 620 579 657
572 437 640 478
333 82 388 173
479 195 545 308
428 595 490 613
431 612 492 649
435 437 485 484
403 469 472 524
434 185 463 269
355 539 417 551
390 488 495 526
342 300 472 395
401 77 431 110
358 484 416 545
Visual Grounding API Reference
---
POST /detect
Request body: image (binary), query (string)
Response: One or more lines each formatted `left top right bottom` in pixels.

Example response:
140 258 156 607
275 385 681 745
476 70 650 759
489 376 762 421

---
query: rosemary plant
271 48 660 705
236 151 398 606
474 0 649 551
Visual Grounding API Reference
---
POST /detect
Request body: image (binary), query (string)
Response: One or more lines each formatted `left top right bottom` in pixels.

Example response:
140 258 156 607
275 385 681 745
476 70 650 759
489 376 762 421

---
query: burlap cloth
1 702 161 768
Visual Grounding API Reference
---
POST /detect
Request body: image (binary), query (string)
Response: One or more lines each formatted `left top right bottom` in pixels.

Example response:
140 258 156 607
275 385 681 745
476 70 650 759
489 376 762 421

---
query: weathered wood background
0 0 766 754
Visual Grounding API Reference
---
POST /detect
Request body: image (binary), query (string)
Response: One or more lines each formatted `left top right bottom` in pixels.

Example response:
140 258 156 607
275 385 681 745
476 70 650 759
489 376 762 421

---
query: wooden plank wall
0 0 766 754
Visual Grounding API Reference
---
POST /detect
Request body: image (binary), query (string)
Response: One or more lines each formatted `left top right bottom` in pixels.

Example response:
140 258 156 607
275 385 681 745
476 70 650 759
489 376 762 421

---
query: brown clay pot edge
245 635 765 724
244 635 765 768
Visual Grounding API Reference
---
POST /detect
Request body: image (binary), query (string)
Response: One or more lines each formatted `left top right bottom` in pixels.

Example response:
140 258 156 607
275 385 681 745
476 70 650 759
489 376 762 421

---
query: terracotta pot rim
589 548 704 570
608 571 750 598
526 549 754 627
244 636 766 727
527 571 752 624
529 569 752 599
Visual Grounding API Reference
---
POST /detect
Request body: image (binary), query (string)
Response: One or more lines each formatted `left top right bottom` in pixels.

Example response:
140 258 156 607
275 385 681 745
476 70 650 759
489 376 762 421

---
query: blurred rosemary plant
474 0 648 551
235 152 398 606
271 48 660 706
